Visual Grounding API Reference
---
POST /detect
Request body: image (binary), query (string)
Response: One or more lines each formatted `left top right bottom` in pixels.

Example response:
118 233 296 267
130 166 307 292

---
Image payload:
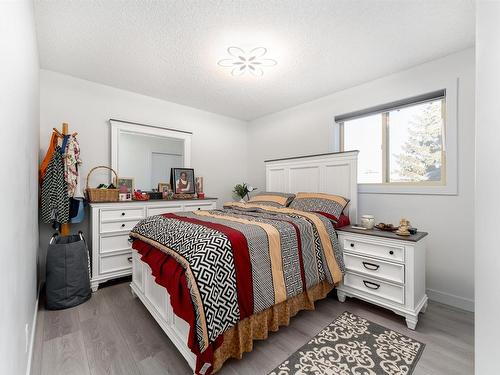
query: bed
129 151 358 374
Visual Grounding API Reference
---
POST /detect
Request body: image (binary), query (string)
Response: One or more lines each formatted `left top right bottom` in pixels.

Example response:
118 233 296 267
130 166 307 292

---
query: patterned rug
269 311 425 375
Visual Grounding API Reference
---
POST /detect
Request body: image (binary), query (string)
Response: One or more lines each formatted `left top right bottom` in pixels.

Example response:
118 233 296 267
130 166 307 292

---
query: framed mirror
110 119 192 191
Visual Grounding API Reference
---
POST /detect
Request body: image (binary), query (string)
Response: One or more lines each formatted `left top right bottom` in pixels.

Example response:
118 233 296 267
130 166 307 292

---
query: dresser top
337 225 428 242
89 197 218 207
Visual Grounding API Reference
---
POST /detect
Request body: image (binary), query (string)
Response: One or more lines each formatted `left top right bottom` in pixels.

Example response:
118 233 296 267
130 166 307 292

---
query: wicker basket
85 166 119 202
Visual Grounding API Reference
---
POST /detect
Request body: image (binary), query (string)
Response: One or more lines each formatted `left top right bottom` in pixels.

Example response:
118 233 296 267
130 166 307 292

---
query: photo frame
195 176 204 194
119 192 132 201
116 177 134 194
158 182 172 193
171 168 195 194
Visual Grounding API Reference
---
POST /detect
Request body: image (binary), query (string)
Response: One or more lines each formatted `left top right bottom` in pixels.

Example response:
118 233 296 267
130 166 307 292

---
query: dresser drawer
100 220 139 234
184 202 216 212
100 208 144 222
147 204 183 216
343 272 405 305
100 233 132 255
342 237 404 263
100 252 132 275
344 253 405 284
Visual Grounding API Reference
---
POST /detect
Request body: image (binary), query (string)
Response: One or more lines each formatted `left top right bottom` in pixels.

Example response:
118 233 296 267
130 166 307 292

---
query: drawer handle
362 261 380 271
363 280 380 290
121 212 125 216
127 257 132 263
350 243 355 248
389 250 394 255
121 223 125 228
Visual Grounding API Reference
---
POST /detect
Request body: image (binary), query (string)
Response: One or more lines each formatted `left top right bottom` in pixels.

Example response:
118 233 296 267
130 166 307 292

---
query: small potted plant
233 183 257 203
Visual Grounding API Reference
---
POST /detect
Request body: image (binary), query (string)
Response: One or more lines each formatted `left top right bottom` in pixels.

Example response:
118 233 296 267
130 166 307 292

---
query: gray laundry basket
45 231 91 310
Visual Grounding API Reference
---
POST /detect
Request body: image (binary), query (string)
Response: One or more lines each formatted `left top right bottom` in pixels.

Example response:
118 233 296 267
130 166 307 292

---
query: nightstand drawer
342 237 404 263
343 272 405 304
344 253 405 284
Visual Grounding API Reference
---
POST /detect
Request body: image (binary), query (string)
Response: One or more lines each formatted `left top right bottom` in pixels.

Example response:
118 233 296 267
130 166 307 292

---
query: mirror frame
110 119 192 184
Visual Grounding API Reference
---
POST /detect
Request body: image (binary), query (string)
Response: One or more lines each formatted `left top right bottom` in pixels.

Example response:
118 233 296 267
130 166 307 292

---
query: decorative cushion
247 192 296 207
333 213 351 229
289 192 350 221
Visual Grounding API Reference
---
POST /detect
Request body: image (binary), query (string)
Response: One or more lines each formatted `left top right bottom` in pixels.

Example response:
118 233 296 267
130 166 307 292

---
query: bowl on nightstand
360 214 375 229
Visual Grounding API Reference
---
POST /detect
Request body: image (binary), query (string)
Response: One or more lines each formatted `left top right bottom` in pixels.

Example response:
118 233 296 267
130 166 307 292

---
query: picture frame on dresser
116 177 134 193
171 168 195 194
336 225 428 329
158 182 171 193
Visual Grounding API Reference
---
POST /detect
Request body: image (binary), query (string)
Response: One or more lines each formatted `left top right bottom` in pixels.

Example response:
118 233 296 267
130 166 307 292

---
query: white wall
39 69 248 274
247 49 475 311
0 1 40 374
475 2 500 373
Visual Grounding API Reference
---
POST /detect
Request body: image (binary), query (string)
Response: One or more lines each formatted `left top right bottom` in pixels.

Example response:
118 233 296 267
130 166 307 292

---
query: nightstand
336 225 428 329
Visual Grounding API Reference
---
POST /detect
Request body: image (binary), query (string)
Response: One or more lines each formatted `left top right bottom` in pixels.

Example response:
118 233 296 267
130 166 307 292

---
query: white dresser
89 198 217 291
336 226 428 329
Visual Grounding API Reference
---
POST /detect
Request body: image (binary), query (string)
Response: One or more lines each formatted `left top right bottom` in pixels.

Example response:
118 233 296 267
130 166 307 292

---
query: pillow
334 213 351 229
247 192 296 208
289 192 350 221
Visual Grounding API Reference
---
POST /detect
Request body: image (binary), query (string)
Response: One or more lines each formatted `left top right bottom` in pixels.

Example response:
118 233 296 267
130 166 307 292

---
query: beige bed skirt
212 281 335 373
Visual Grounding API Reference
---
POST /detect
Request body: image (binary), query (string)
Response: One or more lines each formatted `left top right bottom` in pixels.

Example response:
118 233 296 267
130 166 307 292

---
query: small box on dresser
336 225 428 329
89 198 217 292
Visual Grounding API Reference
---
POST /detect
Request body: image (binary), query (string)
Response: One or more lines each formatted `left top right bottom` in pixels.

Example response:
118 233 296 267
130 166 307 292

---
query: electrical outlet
25 323 29 353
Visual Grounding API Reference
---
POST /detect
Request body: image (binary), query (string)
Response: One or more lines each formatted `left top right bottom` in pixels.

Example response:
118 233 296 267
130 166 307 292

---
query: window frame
335 81 458 195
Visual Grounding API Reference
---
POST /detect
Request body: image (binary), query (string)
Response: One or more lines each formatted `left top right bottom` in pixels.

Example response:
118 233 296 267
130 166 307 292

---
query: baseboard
26 284 41 375
427 288 474 312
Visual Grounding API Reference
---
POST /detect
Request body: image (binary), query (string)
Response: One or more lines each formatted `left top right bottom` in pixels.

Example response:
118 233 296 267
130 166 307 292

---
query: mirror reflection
118 131 184 191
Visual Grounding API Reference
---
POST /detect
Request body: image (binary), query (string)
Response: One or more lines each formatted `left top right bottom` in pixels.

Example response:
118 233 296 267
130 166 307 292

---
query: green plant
233 183 256 200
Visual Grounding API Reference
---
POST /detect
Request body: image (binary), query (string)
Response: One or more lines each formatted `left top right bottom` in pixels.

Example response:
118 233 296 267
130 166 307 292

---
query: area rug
269 311 425 375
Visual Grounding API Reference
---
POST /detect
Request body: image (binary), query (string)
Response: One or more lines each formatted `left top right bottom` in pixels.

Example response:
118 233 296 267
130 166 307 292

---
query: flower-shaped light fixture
218 47 277 76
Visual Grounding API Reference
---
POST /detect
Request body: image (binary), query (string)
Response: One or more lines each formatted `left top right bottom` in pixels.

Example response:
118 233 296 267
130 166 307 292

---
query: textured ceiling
34 0 475 121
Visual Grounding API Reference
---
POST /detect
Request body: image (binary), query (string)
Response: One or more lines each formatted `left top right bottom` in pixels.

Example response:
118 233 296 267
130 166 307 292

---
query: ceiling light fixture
217 46 277 76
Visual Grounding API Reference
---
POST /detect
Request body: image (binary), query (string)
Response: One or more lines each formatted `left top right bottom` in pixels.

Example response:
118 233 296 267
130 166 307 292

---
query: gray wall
0 1 40 374
475 2 500 373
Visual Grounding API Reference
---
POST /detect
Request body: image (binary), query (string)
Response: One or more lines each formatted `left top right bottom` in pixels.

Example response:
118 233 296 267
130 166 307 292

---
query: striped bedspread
130 202 345 354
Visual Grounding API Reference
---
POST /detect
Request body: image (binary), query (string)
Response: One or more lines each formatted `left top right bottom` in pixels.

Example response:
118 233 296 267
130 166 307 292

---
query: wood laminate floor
31 279 474 375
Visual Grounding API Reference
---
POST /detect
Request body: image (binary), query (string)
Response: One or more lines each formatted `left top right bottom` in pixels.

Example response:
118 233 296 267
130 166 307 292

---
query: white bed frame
130 151 359 372
265 151 358 224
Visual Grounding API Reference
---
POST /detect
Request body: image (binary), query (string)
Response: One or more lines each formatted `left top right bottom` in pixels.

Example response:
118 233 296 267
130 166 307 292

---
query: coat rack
53 122 78 236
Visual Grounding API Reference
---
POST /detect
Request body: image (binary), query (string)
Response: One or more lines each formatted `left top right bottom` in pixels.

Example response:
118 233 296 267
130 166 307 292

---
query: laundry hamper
45 232 91 310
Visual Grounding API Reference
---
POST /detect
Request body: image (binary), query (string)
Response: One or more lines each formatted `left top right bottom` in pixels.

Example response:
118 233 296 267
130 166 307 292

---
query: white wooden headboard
265 151 359 223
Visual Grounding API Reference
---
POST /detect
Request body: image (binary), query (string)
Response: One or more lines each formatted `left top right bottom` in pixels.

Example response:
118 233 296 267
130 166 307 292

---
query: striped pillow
289 192 349 221
247 192 296 207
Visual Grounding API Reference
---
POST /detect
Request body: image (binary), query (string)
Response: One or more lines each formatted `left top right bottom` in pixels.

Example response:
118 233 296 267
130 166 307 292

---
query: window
338 91 446 186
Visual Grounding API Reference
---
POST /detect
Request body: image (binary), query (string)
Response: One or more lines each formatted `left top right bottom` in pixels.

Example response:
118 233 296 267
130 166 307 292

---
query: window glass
340 97 445 185
343 114 383 183
389 100 443 182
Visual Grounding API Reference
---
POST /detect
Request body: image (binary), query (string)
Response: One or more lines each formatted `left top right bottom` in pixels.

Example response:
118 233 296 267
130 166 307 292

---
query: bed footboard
130 249 196 370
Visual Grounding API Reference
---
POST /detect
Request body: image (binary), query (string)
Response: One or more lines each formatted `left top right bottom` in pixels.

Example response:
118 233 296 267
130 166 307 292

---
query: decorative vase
360 214 375 229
